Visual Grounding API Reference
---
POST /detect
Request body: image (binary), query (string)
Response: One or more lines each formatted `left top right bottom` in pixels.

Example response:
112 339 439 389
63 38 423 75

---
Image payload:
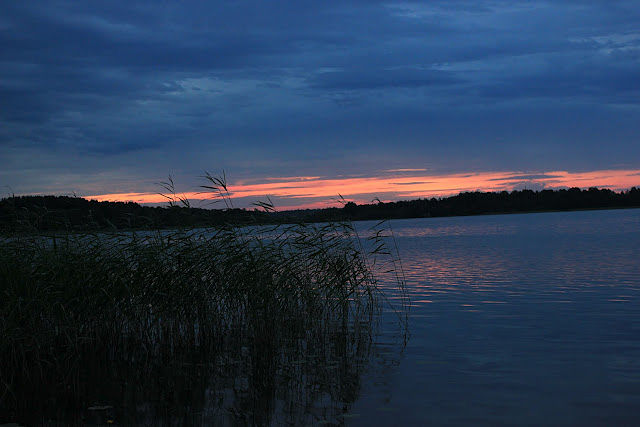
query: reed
0 174 406 425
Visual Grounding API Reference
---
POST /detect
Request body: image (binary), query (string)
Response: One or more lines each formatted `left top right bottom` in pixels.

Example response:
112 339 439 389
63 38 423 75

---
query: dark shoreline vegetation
1 186 639 233
0 176 408 425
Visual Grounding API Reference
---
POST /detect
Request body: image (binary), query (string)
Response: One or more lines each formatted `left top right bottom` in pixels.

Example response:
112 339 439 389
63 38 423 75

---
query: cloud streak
86 168 640 209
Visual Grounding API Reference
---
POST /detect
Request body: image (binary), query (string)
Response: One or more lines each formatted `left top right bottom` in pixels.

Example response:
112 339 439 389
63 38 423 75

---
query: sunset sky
2 1 639 209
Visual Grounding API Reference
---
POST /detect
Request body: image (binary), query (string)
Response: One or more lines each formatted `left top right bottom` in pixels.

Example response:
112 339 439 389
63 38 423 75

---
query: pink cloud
86 169 640 209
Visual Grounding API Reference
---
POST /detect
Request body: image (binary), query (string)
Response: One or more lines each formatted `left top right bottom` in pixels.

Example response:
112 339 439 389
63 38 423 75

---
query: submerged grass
0 174 407 425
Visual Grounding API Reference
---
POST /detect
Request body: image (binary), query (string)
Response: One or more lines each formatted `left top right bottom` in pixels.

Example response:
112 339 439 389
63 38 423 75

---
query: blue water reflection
352 209 640 425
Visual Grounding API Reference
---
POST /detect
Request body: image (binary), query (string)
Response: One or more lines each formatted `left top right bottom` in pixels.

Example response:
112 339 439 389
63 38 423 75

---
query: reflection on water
10 308 406 426
351 209 640 425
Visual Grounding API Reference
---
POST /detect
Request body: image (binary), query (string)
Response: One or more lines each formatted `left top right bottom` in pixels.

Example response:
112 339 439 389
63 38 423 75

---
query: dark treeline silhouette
0 195 276 232
1 187 639 232
326 187 640 222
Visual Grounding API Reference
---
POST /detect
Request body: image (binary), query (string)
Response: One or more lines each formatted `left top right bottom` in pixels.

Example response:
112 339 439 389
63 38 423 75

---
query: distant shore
1 186 639 232
386 204 640 220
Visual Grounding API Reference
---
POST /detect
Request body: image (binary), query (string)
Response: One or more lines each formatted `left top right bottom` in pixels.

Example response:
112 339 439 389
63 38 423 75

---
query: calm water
9 209 639 425
352 209 640 426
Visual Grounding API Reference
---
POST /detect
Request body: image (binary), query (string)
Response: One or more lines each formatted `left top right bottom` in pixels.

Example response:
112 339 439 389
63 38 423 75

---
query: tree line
1 187 639 232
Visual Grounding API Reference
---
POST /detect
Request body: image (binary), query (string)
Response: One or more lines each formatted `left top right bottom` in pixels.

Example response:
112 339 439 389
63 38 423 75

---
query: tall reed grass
0 173 407 425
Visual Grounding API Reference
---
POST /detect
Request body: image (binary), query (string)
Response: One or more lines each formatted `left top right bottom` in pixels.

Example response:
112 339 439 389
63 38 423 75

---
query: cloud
309 68 460 90
85 168 640 209
1 1 639 196
488 174 562 181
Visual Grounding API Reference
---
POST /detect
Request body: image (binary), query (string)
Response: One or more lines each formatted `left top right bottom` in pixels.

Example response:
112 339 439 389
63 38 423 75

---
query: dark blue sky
2 1 639 205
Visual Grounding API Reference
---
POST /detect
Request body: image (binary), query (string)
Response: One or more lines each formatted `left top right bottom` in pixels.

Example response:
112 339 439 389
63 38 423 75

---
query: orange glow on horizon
86 169 640 209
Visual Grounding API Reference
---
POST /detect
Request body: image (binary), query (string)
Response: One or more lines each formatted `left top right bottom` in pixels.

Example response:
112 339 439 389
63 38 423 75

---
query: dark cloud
1 0 639 196
489 174 562 181
310 68 460 90
392 181 434 186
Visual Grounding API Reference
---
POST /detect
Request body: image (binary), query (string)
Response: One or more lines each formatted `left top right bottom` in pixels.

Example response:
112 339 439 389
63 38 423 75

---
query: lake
5 208 639 425
351 208 640 425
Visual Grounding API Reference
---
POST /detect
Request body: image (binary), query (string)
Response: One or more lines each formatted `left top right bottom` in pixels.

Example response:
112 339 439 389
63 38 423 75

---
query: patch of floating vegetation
0 174 407 425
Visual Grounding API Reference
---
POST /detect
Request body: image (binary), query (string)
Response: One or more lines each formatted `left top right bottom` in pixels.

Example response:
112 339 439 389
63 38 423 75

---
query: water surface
352 208 640 425
8 209 639 425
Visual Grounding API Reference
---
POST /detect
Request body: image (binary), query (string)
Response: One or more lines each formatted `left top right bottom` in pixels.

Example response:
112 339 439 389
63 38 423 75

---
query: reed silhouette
0 173 407 425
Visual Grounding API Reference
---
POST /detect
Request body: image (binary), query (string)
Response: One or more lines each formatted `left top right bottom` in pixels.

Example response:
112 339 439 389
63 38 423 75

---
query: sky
2 0 639 209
